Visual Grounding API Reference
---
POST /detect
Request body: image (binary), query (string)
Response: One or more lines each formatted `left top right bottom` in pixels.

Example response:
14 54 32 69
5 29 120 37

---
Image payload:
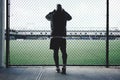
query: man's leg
60 47 67 68
60 38 67 74
60 47 67 74
53 49 60 72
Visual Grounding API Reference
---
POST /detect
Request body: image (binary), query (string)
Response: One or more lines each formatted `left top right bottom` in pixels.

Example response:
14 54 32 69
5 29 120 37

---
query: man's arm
63 10 72 21
45 10 55 21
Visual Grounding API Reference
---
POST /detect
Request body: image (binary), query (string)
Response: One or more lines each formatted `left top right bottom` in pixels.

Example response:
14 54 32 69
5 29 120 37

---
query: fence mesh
109 0 120 65
7 0 120 66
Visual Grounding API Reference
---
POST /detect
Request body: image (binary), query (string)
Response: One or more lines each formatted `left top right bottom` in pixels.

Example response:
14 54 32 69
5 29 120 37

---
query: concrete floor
0 66 120 80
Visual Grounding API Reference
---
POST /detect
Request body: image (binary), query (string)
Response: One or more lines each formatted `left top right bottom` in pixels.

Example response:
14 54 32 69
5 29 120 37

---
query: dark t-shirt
52 11 66 36
46 10 72 37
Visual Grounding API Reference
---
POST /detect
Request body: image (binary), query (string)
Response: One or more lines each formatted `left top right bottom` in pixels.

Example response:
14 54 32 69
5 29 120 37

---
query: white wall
0 0 5 67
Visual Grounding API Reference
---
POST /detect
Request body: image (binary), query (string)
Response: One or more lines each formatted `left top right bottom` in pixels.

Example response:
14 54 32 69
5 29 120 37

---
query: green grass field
8 40 120 65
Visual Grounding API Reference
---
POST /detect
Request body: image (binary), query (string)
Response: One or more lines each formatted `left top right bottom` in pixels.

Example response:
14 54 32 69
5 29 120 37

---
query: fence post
6 0 10 68
106 0 109 68
0 0 5 67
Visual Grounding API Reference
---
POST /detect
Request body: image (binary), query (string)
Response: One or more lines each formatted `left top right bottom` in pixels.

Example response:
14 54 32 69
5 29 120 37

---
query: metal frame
6 0 10 68
6 0 120 67
8 65 120 66
106 0 109 68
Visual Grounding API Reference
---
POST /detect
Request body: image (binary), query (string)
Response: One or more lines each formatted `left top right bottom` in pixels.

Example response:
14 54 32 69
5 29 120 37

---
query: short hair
57 4 61 7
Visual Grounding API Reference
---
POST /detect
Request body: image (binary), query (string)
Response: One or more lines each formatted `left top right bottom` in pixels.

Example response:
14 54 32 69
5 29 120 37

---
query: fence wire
7 0 120 66
109 0 120 65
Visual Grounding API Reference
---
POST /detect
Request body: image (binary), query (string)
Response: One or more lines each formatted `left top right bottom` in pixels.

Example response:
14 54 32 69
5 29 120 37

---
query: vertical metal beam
6 0 10 68
106 0 109 68
0 0 5 67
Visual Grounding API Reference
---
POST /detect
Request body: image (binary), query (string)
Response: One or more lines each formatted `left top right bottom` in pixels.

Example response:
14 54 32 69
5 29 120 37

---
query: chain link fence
109 0 120 65
6 0 120 66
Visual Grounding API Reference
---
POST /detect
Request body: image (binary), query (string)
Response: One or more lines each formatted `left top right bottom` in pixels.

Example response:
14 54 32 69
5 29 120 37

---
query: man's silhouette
46 4 72 74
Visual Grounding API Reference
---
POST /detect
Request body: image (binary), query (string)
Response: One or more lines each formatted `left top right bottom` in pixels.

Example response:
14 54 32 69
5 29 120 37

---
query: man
46 4 72 74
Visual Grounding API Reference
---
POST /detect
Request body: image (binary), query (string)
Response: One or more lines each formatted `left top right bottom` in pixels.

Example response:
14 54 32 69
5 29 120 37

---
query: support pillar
0 0 5 67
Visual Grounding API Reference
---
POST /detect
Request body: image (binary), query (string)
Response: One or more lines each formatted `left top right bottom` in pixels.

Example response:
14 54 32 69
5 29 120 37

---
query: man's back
46 9 72 37
52 10 67 36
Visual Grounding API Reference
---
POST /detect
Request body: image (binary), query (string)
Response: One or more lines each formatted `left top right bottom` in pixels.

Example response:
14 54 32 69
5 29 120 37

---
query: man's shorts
50 38 66 50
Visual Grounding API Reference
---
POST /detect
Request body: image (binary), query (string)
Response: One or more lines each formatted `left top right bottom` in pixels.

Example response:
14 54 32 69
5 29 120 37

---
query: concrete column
0 0 5 67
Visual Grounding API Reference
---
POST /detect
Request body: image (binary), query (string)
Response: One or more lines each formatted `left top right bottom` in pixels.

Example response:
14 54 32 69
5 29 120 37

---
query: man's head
57 4 62 11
